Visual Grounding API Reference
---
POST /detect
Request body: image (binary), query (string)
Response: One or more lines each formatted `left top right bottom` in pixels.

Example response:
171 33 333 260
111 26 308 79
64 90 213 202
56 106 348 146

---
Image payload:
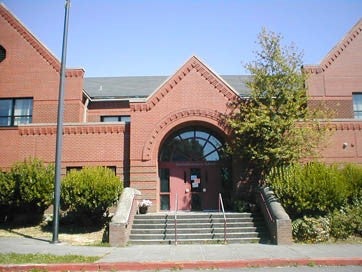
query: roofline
145 55 239 102
304 17 362 72
191 55 240 96
0 3 84 75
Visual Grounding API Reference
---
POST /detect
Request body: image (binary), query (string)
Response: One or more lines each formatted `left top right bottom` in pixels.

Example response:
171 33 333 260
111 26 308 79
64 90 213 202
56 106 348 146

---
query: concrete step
129 211 269 245
133 216 264 225
130 231 262 240
129 237 262 245
131 226 265 235
131 222 258 229
134 212 256 220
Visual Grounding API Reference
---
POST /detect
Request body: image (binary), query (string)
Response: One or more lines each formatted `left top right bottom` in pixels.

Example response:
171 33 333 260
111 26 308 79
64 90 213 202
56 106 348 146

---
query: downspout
83 97 89 122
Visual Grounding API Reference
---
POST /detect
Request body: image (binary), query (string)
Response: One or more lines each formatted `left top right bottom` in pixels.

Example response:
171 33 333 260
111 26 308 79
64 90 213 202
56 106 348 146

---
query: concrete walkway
0 237 361 271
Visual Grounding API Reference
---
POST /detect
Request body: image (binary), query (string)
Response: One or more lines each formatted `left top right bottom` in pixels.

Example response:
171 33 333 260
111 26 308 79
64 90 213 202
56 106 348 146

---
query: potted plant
139 199 152 214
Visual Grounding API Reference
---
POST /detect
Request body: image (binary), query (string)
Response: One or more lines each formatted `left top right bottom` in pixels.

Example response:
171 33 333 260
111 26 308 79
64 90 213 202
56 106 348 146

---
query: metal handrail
259 190 275 223
174 193 178 245
218 193 227 244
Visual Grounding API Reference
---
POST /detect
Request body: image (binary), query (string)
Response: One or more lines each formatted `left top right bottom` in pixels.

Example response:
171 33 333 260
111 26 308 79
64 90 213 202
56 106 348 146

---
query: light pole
52 0 71 244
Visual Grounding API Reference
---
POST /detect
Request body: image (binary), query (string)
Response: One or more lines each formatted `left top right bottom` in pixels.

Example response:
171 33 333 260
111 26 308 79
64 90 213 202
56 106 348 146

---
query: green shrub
9 158 54 213
329 201 362 239
0 158 54 223
341 164 362 202
0 171 15 221
292 216 330 243
267 162 349 219
61 166 123 225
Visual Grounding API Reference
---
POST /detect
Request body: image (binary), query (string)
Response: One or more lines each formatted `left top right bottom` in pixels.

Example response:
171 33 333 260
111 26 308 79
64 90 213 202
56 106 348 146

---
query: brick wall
0 4 84 124
305 19 362 118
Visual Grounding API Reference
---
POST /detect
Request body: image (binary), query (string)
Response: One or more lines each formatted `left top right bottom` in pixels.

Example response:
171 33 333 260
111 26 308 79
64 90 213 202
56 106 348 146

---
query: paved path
0 237 361 271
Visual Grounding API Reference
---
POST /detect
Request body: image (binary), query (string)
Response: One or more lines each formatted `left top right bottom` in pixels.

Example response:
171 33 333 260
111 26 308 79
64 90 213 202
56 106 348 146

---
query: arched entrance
158 126 230 211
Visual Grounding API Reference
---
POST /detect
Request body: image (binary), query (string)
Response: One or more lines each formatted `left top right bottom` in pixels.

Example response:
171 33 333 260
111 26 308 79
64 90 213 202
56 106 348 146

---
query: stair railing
218 193 227 244
174 193 178 245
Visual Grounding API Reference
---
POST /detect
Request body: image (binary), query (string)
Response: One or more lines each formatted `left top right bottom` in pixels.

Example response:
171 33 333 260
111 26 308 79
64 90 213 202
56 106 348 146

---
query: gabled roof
304 17 362 73
0 3 83 77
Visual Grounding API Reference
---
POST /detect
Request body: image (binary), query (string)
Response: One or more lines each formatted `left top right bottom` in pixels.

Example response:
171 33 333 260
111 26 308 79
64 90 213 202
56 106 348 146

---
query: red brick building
1 4 361 211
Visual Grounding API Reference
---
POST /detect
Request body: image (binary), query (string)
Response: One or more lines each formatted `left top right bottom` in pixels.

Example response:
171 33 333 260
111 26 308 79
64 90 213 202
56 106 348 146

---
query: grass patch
0 253 100 264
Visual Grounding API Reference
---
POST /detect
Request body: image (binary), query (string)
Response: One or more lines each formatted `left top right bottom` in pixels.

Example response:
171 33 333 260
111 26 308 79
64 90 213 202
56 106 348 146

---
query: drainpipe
83 97 89 122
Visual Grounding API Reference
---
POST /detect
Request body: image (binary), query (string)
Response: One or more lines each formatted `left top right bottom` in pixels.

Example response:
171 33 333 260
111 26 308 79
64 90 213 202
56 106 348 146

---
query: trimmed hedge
61 166 123 225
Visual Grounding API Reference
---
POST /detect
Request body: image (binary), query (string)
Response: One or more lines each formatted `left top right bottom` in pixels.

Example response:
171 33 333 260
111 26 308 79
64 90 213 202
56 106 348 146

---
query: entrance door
160 162 222 211
159 127 228 211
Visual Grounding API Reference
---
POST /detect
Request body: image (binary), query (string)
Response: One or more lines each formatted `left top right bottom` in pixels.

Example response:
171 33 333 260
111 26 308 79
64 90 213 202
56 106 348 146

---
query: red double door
160 162 222 211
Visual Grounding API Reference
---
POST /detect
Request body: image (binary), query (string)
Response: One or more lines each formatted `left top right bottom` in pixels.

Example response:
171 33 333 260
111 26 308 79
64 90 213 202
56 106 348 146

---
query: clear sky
2 0 362 77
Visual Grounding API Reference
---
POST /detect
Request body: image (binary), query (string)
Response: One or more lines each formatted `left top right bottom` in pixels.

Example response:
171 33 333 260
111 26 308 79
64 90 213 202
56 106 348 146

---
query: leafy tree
227 28 328 183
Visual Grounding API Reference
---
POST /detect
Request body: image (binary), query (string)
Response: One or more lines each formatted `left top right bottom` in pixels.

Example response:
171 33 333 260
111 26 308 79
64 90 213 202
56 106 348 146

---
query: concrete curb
1 258 361 271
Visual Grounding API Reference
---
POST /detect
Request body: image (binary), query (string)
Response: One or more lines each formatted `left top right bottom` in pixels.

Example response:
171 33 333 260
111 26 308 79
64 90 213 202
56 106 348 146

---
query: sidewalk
0 237 361 271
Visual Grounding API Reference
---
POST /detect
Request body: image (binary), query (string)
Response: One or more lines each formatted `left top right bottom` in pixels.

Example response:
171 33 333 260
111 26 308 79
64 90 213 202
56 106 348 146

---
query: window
66 166 116 175
353 93 362 119
159 168 170 210
0 45 5 63
159 127 224 162
101 115 131 123
66 166 83 173
0 98 33 127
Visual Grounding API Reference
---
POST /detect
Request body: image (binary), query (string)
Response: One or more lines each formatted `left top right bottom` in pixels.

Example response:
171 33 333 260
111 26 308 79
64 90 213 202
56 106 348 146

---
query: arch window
159 127 224 162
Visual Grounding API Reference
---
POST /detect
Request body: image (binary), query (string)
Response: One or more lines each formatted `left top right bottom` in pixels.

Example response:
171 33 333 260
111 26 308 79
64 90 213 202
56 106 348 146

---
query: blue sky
2 0 362 77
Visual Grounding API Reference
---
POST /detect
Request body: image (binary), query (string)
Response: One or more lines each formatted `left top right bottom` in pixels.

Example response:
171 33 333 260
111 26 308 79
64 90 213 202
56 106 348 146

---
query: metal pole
52 0 71 244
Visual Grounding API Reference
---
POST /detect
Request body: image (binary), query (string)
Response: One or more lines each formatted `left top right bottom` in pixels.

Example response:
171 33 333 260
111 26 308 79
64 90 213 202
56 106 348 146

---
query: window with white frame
101 115 130 123
0 98 33 126
352 93 362 119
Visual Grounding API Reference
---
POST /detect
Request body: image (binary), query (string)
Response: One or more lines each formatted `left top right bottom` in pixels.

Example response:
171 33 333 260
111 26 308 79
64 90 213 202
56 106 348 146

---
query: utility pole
52 0 71 244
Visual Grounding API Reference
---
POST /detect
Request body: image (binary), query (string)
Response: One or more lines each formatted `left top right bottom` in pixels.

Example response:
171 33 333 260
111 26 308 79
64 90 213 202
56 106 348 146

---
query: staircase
129 211 269 245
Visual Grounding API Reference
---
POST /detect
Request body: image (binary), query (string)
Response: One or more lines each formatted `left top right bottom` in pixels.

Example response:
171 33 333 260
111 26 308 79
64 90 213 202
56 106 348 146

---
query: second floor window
0 98 33 127
352 93 362 119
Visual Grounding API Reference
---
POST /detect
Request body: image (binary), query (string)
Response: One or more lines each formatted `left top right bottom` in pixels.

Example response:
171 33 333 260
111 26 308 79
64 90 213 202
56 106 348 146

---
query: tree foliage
227 28 328 182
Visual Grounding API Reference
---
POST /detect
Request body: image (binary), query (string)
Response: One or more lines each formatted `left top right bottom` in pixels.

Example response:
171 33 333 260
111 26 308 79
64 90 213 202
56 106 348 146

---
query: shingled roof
84 75 251 100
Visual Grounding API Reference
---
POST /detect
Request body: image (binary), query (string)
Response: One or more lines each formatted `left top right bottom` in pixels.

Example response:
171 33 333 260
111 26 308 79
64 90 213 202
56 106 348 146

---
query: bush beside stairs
129 211 269 245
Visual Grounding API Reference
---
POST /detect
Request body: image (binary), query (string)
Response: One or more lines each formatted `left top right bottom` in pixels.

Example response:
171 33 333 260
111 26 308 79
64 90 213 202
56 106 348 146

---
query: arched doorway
158 126 230 211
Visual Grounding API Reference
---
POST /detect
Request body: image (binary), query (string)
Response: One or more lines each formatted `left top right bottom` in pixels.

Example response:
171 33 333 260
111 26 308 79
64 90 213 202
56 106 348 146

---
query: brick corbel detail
18 124 125 136
142 109 223 161
327 121 362 131
131 57 237 112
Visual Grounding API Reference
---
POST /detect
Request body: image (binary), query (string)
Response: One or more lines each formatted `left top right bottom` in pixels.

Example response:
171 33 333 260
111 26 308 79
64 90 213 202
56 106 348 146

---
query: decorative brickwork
131 56 238 112
141 109 224 161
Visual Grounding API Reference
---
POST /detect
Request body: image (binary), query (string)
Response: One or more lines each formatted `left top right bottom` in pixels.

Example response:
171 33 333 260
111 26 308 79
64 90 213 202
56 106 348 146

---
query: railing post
218 193 227 244
174 193 178 245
